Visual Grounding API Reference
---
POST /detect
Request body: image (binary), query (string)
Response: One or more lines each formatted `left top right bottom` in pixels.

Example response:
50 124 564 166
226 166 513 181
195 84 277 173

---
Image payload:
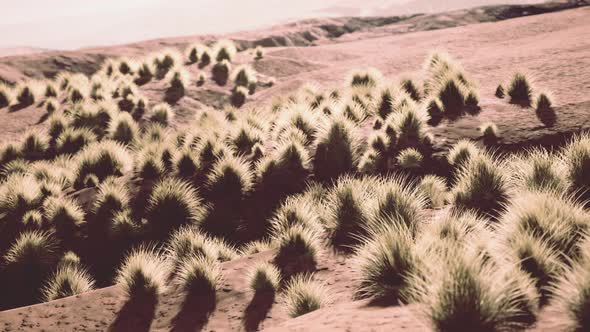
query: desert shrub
135 150 165 180
390 104 429 149
115 246 169 300
313 117 358 183
0 83 13 107
199 49 212 68
166 227 219 271
418 175 448 208
176 254 222 297
56 127 96 155
186 43 208 64
58 251 81 268
45 97 59 114
73 140 132 188
201 155 253 237
247 141 312 237
324 177 373 251
562 133 590 200
347 67 382 88
283 274 329 318
212 60 231 86
213 39 237 62
508 72 533 106
425 97 443 124
452 152 508 217
165 68 190 103
44 82 58 98
146 178 204 238
270 195 322 236
353 223 419 303
251 45 264 60
534 92 553 112
68 84 88 103
150 103 174 126
376 86 394 119
0 175 44 228
550 254 590 332
397 148 423 170
495 84 505 98
20 130 49 161
497 190 590 261
498 232 564 305
230 86 248 108
43 196 85 247
232 65 257 89
15 82 36 106
410 249 539 332
0 143 20 165
42 265 95 301
70 102 115 138
447 139 480 171
400 77 422 101
196 72 206 86
1 159 29 179
107 112 139 145
2 230 58 308
153 50 182 79
479 122 499 142
174 148 200 180
247 262 280 296
91 179 130 234
505 148 566 192
273 225 320 278
437 76 466 116
21 210 44 230
135 62 154 85
370 176 426 233
118 58 135 75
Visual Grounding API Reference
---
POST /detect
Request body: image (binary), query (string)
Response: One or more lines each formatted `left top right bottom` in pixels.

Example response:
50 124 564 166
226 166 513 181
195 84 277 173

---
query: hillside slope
0 4 589 332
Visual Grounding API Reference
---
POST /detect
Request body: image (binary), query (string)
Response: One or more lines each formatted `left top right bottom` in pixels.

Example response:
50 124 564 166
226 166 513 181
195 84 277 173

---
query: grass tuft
283 274 329 318
115 246 170 300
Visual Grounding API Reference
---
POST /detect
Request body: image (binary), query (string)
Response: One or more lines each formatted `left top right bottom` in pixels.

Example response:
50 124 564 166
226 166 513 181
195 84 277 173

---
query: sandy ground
0 4 589 332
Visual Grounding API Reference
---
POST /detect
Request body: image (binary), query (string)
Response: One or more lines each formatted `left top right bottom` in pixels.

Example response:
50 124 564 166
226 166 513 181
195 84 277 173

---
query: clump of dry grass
346 67 382 88
508 72 533 106
212 60 231 86
213 39 237 62
150 103 174 126
115 246 170 300
410 249 539 332
0 83 13 108
313 117 359 183
353 223 419 303
451 152 508 217
479 122 500 142
176 255 222 297
108 112 139 145
230 86 248 108
561 133 590 200
447 139 480 170
42 265 95 301
283 274 329 318
146 177 204 238
417 175 448 208
247 262 281 293
273 225 320 278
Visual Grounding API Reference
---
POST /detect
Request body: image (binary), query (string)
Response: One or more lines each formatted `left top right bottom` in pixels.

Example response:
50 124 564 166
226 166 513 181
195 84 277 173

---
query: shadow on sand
170 289 216 332
108 294 158 332
243 291 275 331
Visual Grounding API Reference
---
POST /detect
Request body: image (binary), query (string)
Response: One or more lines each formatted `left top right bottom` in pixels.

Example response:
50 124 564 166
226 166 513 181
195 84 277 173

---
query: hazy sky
0 0 537 50
0 0 409 50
